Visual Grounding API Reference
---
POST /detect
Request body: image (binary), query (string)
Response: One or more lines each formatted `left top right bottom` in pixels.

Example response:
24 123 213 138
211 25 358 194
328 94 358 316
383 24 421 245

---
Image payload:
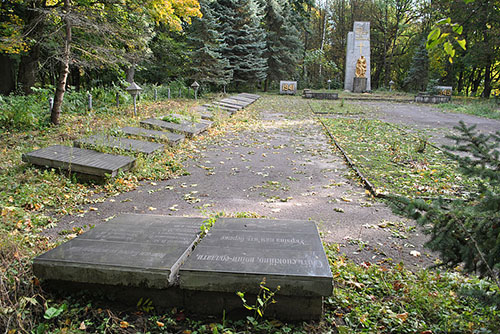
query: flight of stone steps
22 93 260 180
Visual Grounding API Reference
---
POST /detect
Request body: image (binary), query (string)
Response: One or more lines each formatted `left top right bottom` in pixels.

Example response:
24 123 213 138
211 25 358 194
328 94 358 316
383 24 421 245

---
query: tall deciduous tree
212 0 267 89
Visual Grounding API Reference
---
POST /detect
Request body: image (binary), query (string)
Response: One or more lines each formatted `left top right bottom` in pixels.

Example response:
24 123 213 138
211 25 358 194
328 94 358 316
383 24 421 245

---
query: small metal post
223 85 226 94
154 88 157 101
87 93 92 111
116 92 120 107
328 79 332 90
195 88 198 100
167 88 171 99
49 97 54 112
179 88 181 98
133 95 137 116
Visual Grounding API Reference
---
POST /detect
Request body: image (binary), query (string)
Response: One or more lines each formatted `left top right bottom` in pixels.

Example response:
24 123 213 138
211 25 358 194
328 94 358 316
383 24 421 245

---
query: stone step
120 126 185 144
74 134 164 155
22 145 135 178
141 117 212 138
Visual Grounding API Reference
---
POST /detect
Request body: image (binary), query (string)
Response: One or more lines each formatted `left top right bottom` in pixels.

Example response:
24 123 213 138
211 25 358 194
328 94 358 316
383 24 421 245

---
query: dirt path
51 95 438 269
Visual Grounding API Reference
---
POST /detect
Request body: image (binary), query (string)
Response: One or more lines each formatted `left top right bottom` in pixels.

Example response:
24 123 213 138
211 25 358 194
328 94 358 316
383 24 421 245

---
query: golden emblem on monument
355 56 367 78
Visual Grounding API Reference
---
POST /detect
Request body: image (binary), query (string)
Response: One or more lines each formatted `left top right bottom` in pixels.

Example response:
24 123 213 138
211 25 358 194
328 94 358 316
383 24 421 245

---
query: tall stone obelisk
344 21 371 92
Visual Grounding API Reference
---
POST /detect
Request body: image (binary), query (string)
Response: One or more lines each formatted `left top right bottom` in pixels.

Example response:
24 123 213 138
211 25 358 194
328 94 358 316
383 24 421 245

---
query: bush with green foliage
390 121 500 287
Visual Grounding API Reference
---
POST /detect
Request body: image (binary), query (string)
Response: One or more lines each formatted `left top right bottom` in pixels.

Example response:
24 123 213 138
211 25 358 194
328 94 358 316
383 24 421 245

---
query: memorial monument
344 21 371 92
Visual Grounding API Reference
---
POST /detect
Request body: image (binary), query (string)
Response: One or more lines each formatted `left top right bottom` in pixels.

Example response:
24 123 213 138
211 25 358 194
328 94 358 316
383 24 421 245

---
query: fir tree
403 40 429 92
391 122 500 288
263 0 303 90
186 0 233 89
212 0 268 89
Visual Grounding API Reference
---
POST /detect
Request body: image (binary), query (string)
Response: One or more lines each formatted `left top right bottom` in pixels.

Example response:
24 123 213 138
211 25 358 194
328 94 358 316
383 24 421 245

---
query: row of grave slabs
22 93 259 180
28 93 334 320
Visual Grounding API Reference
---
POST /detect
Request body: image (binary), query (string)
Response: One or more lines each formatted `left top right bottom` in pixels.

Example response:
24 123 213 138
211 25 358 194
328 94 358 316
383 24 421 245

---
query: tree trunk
126 65 136 83
51 0 72 125
0 54 17 95
18 44 40 95
482 62 492 98
457 70 464 94
471 68 482 96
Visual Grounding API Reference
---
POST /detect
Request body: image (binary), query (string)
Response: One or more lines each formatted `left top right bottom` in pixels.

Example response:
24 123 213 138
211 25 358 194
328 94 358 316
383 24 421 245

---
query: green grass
437 98 500 119
320 117 478 198
2 237 498 333
308 100 366 115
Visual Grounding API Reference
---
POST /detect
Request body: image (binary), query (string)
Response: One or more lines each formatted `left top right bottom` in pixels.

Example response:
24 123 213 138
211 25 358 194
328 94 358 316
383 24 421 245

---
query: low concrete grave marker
179 218 332 318
141 115 212 138
74 134 164 155
33 214 202 288
22 145 135 178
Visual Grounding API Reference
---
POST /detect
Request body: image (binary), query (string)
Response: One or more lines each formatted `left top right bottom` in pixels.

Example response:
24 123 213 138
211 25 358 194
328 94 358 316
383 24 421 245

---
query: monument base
353 77 367 93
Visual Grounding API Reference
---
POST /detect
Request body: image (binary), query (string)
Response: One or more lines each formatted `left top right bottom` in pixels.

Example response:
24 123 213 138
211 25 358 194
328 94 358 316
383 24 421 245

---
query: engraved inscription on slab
179 218 333 296
33 214 203 288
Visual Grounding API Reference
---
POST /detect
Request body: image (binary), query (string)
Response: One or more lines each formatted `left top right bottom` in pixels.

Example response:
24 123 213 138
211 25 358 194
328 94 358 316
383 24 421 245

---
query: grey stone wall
344 21 371 92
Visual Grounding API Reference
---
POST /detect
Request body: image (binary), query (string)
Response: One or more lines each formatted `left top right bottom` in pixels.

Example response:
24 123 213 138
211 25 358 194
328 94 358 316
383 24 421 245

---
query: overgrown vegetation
324 244 500 333
437 99 500 120
391 122 500 285
320 117 478 198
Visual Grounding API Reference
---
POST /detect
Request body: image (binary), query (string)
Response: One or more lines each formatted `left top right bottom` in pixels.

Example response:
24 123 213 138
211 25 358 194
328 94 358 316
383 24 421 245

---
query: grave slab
33 214 203 289
140 117 212 138
120 127 185 144
237 93 260 100
213 100 243 110
179 218 332 297
203 104 239 114
74 134 164 155
22 145 135 178
220 98 249 107
229 95 254 104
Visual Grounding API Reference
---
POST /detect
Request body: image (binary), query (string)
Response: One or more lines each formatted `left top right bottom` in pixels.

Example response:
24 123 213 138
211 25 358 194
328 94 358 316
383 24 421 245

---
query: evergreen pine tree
403 40 429 92
186 0 233 89
263 0 303 90
391 122 500 287
212 0 268 89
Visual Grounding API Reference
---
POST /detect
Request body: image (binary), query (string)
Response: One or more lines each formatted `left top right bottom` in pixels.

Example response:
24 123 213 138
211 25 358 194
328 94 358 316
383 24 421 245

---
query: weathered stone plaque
179 218 332 297
120 127 185 144
344 21 371 92
22 145 135 178
229 95 255 104
237 93 260 100
141 116 212 138
33 214 203 288
212 101 242 110
74 134 164 155
280 81 297 95
220 98 248 107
